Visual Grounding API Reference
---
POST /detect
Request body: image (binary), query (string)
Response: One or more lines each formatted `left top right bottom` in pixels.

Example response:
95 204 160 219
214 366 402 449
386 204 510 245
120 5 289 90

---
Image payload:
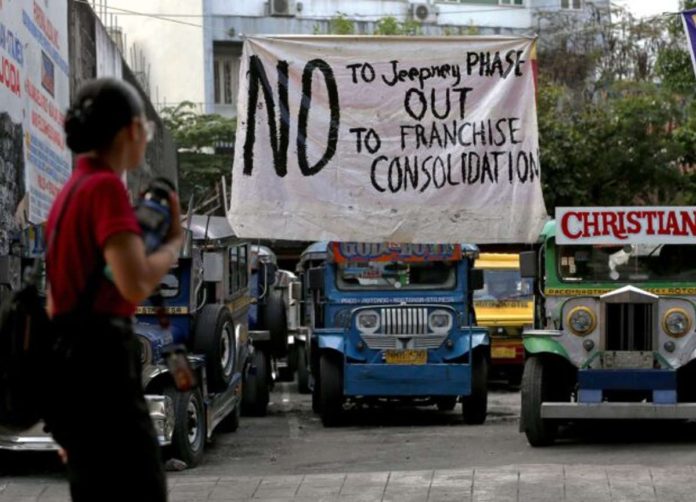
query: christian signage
556 207 696 245
229 36 548 244
0 0 70 223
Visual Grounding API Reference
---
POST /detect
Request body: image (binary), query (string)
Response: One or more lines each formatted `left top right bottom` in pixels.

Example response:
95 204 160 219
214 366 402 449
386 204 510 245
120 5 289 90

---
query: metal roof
186 215 237 241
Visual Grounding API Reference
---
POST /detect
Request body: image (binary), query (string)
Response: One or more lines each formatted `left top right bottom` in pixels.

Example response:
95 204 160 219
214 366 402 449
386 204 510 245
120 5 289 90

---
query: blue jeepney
299 242 490 426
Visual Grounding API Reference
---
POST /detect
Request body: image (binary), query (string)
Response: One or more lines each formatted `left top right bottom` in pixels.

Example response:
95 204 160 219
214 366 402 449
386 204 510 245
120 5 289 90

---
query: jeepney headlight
138 336 153 365
663 309 691 338
567 306 596 336
357 310 380 333
428 310 453 333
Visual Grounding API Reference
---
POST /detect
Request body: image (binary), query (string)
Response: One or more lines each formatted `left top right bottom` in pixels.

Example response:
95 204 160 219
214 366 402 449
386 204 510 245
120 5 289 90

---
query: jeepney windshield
557 244 696 282
337 261 456 290
474 269 533 302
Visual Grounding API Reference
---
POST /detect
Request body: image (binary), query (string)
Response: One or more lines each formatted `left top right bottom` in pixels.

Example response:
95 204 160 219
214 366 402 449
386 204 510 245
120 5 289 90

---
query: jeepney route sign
557 207 696 245
229 36 548 244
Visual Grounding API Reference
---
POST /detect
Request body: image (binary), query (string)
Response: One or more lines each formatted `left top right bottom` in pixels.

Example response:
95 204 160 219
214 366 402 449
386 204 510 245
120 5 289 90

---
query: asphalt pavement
2 382 696 501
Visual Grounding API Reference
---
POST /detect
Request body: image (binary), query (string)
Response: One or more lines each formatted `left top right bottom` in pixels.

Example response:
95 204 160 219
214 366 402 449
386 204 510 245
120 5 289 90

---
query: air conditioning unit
410 3 437 24
269 0 296 17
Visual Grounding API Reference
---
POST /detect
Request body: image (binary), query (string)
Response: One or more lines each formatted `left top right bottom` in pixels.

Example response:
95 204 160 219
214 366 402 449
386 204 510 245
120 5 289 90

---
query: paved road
2 381 696 501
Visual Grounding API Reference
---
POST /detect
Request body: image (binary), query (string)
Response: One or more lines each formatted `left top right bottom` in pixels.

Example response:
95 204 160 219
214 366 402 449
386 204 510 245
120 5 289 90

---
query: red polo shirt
46 156 142 317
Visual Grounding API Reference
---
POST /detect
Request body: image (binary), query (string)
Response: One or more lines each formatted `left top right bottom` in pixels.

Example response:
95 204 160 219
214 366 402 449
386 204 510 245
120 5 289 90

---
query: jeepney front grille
606 303 653 351
380 307 428 335
361 334 447 350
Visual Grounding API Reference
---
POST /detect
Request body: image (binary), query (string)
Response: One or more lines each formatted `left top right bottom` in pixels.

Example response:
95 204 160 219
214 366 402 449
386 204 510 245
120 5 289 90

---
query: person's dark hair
64 78 145 154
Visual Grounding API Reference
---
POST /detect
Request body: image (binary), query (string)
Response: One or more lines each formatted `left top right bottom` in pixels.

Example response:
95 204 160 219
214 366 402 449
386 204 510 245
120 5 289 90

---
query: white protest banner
0 0 71 223
556 207 696 245
230 36 548 244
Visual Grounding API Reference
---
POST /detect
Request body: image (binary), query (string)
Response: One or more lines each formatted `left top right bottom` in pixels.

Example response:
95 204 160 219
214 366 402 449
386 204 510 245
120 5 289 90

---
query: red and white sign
556 207 696 245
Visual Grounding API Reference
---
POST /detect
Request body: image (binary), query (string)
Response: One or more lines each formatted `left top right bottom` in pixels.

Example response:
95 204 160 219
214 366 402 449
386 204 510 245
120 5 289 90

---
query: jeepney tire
311 375 322 414
264 289 289 358
217 401 241 433
193 305 236 393
436 397 458 411
165 387 206 468
296 343 311 394
521 356 557 447
461 353 488 425
320 352 344 427
241 349 270 417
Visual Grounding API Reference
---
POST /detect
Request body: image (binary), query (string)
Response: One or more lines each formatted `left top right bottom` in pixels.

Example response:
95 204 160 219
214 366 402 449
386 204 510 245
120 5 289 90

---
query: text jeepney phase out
230 36 548 244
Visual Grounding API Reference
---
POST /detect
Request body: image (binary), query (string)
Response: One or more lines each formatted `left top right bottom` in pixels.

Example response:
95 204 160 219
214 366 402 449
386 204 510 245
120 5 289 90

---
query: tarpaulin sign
230 36 548 244
0 0 70 223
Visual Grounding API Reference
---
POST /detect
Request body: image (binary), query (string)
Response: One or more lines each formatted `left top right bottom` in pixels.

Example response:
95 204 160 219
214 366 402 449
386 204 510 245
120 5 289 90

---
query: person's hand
165 192 184 249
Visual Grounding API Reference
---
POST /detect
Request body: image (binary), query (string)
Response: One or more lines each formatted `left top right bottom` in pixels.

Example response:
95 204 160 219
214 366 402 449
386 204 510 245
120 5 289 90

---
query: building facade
100 0 610 118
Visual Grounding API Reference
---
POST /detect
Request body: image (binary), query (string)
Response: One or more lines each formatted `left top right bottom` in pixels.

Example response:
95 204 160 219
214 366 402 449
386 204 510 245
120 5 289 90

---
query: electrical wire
78 0 682 31
77 1 628 21
74 0 202 27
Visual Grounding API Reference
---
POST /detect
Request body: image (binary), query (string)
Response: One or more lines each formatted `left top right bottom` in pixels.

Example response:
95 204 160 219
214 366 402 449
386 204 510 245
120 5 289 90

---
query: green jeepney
520 207 696 445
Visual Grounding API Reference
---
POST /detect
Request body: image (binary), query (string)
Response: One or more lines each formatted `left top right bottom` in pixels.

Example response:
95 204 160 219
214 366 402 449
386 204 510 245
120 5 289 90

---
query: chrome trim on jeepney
146 394 174 446
540 402 696 420
380 307 429 335
0 423 57 451
361 334 447 350
522 329 563 337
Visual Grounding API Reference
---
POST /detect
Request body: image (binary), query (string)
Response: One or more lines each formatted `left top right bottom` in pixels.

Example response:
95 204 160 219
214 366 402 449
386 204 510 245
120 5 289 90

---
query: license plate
491 347 517 359
385 349 427 365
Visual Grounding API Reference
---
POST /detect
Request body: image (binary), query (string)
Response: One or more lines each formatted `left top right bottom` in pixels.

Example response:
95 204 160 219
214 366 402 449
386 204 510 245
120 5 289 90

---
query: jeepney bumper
541 402 696 420
0 395 174 451
0 422 58 451
343 363 471 397
541 368 696 420
147 394 175 446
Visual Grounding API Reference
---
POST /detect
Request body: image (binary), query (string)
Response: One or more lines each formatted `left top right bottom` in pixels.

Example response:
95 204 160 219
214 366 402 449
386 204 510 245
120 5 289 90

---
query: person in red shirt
44 78 182 502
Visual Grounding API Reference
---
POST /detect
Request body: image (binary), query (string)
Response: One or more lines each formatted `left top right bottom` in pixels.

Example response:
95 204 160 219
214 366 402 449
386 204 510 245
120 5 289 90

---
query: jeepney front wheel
319 352 344 427
461 352 488 424
521 356 563 447
165 387 206 468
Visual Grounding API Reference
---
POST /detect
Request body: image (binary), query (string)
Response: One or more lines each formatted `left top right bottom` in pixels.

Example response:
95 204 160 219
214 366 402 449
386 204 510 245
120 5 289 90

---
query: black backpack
0 265 52 430
0 175 91 431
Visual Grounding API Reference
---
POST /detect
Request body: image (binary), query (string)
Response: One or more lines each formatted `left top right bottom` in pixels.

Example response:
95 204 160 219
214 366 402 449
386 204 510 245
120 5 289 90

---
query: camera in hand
135 177 175 254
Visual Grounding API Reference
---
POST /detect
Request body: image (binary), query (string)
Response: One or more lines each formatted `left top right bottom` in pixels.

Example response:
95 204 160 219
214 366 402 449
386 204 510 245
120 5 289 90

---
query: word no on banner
230 36 549 244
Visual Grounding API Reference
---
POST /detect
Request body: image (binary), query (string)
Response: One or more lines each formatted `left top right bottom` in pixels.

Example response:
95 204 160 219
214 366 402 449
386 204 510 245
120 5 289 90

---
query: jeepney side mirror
519 251 537 278
307 267 324 292
469 268 484 291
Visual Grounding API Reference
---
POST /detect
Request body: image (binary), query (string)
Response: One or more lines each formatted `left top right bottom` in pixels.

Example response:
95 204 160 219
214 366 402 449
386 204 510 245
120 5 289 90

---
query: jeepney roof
300 241 330 263
251 244 277 264
541 220 556 241
187 215 237 241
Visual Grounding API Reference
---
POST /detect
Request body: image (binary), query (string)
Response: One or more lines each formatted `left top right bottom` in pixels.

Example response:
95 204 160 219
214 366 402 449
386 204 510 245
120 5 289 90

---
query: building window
499 0 524 5
561 0 582 9
213 56 240 105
